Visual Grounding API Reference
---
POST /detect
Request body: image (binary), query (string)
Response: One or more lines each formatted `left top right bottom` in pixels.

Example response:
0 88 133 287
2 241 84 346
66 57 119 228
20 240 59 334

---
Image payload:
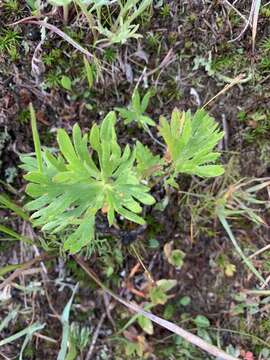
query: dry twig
85 313 106 360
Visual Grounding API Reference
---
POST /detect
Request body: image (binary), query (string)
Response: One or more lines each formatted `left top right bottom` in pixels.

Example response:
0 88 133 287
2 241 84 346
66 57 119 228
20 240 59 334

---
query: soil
0 1 270 359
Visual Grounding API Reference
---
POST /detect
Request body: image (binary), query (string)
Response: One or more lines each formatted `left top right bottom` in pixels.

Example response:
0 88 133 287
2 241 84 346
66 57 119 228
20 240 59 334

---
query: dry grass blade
9 19 114 75
223 0 249 24
85 313 106 360
146 48 176 77
251 0 261 53
203 74 245 108
74 0 97 40
74 255 239 360
226 0 261 52
249 244 270 259
25 20 95 58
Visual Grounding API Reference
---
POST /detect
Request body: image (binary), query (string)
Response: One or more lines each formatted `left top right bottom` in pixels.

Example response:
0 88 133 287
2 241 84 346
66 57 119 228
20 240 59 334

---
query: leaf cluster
48 0 153 45
22 111 155 253
116 88 155 127
158 108 224 178
22 104 224 254
94 0 153 45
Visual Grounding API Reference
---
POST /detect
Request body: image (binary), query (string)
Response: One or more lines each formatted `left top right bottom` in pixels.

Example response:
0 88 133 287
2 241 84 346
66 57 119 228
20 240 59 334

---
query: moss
159 79 184 103
160 4 171 18
67 259 93 285
212 51 247 73
0 28 20 56
188 13 197 23
103 47 117 63
260 6 270 17
184 40 193 50
17 109 30 124
146 31 162 49
3 0 21 14
43 48 63 67
168 31 178 46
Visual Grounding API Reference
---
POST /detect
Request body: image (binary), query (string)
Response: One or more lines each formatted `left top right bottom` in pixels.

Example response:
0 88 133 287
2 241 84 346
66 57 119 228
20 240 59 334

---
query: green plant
164 241 185 269
244 111 270 142
17 109 30 124
261 37 270 51
83 56 94 89
158 108 224 179
116 88 155 128
43 48 62 67
3 0 20 13
93 0 153 45
118 277 177 336
22 103 224 254
47 0 152 44
160 3 171 17
22 106 155 253
146 31 161 49
135 141 163 179
261 5 270 17
168 249 185 269
45 70 62 89
69 322 91 356
0 29 20 55
58 283 79 360
137 279 177 334
0 322 45 359
60 74 72 90
26 0 39 12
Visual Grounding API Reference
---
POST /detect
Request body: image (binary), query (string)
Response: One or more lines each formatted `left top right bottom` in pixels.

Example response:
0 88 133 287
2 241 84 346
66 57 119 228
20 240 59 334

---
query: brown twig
85 313 106 360
9 19 116 75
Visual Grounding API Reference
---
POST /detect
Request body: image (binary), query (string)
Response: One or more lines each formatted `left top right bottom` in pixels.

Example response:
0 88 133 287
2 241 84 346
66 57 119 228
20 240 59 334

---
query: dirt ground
0 1 270 359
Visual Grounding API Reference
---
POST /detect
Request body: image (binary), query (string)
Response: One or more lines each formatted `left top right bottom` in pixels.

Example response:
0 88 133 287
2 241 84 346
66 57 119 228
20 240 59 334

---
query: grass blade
0 224 33 245
0 263 25 277
57 283 79 360
0 322 45 347
74 0 97 40
29 103 43 173
83 56 94 89
218 213 266 285
252 0 261 53
0 194 29 221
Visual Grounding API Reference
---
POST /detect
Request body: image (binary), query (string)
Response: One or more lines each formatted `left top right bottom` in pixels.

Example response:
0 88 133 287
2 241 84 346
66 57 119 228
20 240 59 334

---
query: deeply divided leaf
23 111 155 254
158 108 224 178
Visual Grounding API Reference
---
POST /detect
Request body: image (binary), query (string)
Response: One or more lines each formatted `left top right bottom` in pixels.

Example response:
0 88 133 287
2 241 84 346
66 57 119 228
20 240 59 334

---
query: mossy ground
0 1 270 359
